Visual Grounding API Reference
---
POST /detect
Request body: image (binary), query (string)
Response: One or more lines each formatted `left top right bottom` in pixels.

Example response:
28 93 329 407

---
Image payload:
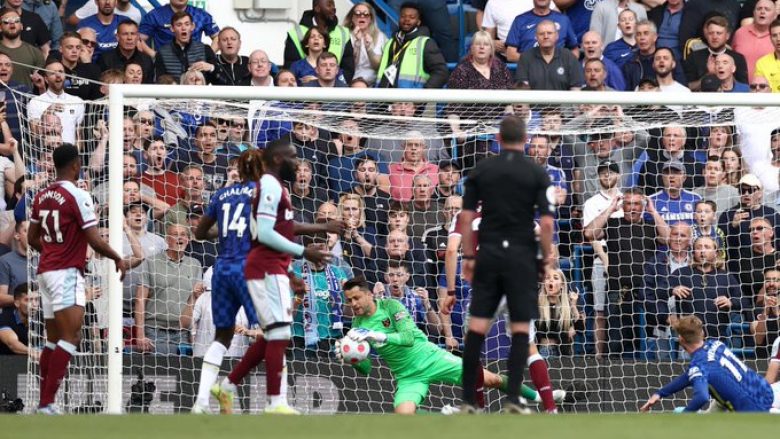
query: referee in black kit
459 115 555 412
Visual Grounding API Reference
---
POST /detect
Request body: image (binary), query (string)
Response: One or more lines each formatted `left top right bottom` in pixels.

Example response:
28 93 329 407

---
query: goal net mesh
15 87 779 413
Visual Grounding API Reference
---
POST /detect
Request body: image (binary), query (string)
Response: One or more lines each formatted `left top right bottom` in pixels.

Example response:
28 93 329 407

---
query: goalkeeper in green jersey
339 278 537 414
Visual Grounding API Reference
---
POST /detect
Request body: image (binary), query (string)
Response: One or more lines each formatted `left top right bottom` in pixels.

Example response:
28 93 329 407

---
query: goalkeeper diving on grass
641 315 780 413
339 278 549 414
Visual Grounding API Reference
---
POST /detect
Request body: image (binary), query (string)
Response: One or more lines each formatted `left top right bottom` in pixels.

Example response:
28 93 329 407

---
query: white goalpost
17 83 780 414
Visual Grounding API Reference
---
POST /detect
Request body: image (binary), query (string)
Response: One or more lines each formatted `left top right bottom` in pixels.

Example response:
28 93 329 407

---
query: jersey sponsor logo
393 311 406 321
382 318 391 328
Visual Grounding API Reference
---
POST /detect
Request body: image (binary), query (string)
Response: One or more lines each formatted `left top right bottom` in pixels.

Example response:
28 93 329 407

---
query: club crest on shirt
382 318 391 328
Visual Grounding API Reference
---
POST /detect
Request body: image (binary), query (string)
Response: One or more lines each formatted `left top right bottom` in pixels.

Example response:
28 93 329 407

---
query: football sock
38 342 55 407
265 339 289 406
461 331 485 405
196 342 227 406
475 366 485 409
528 353 556 412
41 340 76 407
506 333 530 404
227 337 266 385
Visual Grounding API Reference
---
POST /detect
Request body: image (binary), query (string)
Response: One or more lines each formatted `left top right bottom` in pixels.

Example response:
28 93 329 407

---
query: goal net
14 84 780 414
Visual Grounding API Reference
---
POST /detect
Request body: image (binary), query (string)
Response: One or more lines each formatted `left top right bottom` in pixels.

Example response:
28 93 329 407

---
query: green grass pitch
3 414 777 439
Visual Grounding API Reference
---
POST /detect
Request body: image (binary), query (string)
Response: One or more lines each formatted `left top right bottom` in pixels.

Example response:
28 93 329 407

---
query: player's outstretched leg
527 346 557 413
193 328 233 414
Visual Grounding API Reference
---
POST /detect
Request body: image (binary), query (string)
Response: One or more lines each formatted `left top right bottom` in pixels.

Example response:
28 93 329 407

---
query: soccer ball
338 337 370 364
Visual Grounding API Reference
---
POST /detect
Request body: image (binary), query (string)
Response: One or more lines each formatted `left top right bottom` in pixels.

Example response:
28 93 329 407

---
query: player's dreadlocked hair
238 149 264 182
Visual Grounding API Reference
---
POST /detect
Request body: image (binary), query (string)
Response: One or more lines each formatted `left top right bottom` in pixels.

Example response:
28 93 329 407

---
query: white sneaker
191 403 212 414
264 404 301 415
441 404 461 415
36 404 62 415
553 389 567 403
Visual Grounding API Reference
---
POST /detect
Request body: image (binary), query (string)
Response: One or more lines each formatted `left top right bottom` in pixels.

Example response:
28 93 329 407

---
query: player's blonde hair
674 315 705 344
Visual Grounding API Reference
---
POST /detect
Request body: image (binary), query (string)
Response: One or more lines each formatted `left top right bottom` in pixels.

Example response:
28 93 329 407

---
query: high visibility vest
376 36 430 88
288 24 349 64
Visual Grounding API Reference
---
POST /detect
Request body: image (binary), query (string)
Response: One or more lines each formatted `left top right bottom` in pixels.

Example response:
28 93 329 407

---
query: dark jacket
377 27 449 89
213 54 250 86
621 50 687 91
154 39 217 82
639 149 704 194
283 9 355 83
644 251 677 329
98 47 155 83
647 4 685 30
668 266 742 341
683 48 748 85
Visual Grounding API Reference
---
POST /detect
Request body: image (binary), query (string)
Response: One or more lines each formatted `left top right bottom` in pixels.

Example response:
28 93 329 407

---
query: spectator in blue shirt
714 53 750 93
79 0 123 61
604 9 638 68
554 0 599 43
505 0 579 62
581 30 627 91
647 0 684 61
138 0 219 58
647 162 703 226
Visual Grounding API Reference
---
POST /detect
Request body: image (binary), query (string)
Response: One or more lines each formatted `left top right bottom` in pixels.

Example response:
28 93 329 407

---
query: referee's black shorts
469 242 539 323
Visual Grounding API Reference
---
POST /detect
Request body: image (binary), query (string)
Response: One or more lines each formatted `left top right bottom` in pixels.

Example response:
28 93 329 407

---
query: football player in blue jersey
641 315 780 413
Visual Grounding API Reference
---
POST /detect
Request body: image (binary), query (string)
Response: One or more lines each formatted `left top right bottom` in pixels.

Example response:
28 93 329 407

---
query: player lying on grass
340 278 538 415
641 315 780 413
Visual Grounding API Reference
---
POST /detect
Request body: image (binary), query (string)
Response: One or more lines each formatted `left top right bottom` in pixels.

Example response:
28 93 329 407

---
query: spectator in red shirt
140 137 180 206
733 0 776 82
388 133 440 202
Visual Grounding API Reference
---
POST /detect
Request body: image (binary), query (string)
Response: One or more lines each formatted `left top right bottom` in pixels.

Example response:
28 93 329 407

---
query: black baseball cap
700 74 722 92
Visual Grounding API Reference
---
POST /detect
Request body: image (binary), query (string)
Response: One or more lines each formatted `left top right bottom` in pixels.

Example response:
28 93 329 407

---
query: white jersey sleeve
63 182 98 229
256 174 282 220
771 337 780 363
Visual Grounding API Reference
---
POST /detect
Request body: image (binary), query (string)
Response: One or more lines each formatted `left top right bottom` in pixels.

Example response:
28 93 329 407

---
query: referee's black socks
507 332 530 404
461 331 485 405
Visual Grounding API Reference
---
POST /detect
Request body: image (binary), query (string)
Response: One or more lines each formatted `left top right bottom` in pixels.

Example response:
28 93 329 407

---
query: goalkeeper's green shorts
394 350 463 407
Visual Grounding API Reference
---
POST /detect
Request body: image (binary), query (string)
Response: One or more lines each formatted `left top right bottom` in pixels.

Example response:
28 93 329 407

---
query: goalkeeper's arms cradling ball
336 278 544 414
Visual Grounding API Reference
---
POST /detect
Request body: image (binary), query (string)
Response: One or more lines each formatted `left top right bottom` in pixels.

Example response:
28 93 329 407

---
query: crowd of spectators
2 0 780 363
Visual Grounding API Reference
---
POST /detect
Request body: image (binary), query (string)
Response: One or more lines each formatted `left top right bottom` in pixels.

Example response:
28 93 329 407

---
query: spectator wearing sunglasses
0 7 43 89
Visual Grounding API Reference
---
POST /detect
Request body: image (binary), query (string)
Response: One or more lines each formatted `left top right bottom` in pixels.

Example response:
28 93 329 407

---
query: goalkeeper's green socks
499 374 539 402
